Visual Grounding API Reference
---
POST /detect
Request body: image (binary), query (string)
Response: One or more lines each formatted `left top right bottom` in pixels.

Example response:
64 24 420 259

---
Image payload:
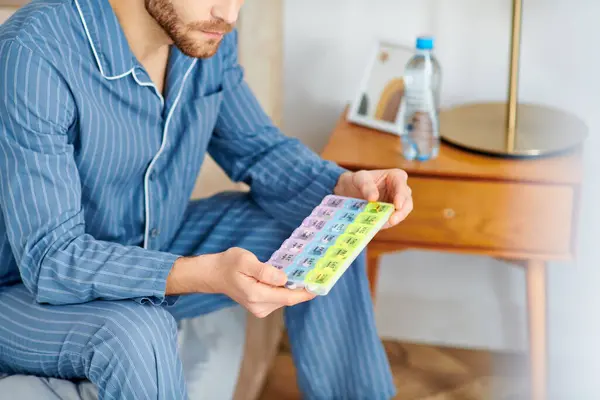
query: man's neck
109 0 172 93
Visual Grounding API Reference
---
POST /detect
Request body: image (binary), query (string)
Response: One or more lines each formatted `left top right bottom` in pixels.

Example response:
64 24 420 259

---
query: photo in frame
347 39 414 136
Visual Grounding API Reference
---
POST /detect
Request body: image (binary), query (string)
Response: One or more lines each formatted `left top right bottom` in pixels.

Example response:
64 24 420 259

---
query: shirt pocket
185 89 224 138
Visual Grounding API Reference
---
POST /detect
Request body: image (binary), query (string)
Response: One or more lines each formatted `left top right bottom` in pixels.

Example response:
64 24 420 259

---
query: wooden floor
259 338 529 399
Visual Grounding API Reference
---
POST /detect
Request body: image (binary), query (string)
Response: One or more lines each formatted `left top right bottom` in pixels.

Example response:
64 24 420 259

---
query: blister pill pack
267 195 394 295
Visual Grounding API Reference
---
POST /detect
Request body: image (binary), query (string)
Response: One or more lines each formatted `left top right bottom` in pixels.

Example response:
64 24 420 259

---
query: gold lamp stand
440 0 588 157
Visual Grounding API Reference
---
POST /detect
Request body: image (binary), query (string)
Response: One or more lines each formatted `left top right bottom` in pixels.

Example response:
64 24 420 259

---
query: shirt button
150 228 160 238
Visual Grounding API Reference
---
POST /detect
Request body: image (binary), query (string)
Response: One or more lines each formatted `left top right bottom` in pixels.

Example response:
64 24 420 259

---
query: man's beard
145 0 234 58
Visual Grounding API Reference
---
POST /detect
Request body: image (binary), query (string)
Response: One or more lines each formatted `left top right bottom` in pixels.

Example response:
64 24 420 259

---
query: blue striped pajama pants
0 192 396 400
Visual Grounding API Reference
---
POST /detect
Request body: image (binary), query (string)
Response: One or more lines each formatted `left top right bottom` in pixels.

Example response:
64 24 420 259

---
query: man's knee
83 302 179 387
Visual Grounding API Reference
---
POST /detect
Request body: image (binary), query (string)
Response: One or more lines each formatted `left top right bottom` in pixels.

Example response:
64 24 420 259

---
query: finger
383 193 414 228
393 196 414 224
248 261 288 287
248 285 316 306
401 196 414 219
353 170 379 202
381 211 400 229
387 211 403 227
386 169 409 209
249 303 283 319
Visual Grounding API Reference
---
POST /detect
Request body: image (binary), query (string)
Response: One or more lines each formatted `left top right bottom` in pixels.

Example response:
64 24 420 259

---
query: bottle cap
416 36 434 50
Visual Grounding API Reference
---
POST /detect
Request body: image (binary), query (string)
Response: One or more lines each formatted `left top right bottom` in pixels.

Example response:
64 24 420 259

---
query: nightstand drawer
377 177 575 255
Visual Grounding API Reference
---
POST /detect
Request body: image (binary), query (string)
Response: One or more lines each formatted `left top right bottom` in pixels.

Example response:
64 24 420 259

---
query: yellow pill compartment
306 268 334 285
346 223 373 237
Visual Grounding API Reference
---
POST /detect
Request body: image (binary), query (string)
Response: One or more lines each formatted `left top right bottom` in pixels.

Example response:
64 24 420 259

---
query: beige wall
0 7 17 22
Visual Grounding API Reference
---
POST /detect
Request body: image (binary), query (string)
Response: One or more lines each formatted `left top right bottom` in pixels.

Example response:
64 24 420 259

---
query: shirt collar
74 0 137 79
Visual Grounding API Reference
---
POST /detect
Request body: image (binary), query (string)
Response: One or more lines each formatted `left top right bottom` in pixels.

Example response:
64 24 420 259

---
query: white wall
284 0 600 396
0 7 17 22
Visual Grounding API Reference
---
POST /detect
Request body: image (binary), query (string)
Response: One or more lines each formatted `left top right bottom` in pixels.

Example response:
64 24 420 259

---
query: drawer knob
443 208 456 219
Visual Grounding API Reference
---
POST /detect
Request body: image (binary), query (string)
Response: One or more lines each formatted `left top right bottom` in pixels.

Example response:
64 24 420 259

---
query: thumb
251 261 288 287
354 170 379 202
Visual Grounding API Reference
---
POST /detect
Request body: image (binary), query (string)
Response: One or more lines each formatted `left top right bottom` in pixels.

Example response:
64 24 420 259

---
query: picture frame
347 39 413 136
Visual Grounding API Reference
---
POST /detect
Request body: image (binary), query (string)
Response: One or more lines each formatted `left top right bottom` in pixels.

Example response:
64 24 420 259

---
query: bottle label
402 59 441 160
404 67 440 136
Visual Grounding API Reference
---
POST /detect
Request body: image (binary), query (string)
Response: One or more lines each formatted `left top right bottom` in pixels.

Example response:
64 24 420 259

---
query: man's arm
208 30 347 228
0 39 184 306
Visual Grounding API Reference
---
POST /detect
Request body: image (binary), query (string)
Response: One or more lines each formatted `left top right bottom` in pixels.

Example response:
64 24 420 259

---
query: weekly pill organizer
267 195 394 296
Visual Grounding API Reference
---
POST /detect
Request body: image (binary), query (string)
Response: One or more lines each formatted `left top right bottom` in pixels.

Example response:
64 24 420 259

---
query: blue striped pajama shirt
0 0 396 399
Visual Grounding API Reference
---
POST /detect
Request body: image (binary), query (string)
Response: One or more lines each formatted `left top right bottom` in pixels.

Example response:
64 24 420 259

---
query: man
0 0 413 398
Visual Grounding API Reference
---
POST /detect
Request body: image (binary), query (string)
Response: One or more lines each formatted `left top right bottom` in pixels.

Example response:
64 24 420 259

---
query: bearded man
0 1 413 398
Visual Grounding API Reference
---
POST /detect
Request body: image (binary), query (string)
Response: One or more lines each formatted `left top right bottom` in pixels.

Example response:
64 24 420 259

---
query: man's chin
175 39 222 59
173 30 223 59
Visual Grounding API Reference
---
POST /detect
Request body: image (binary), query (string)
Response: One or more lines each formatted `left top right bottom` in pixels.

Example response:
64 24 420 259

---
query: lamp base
439 102 588 158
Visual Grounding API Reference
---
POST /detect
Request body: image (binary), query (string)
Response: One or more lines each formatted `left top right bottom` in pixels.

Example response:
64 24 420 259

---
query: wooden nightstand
322 109 583 400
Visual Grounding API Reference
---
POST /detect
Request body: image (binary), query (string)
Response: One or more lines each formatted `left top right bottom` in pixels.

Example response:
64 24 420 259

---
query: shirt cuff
278 160 347 228
302 159 347 206
134 252 180 306
320 160 348 195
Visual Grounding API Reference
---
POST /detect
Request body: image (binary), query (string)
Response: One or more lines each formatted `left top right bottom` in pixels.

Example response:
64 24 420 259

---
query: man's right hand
166 248 315 318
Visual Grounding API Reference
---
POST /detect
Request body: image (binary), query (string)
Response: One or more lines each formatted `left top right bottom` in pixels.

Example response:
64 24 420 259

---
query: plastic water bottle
401 36 442 161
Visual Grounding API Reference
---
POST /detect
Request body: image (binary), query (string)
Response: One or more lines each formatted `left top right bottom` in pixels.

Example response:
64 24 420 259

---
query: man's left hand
333 169 413 229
